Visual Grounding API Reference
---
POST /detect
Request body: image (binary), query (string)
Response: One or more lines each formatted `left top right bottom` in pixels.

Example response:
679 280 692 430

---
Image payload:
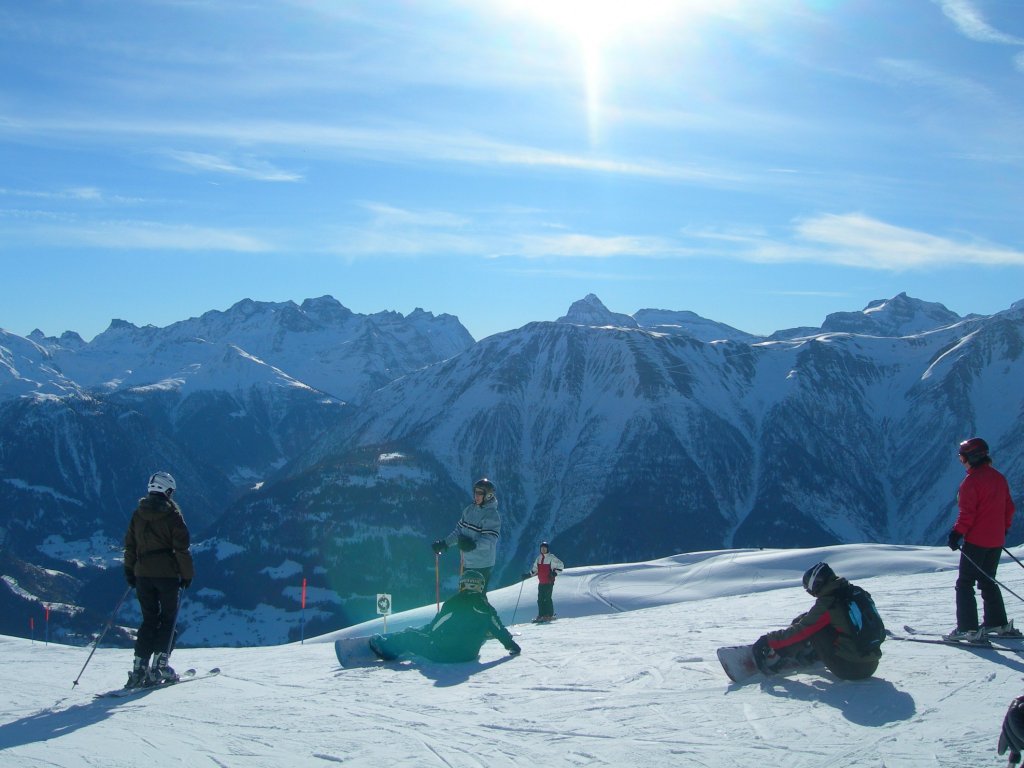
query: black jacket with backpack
763 577 882 679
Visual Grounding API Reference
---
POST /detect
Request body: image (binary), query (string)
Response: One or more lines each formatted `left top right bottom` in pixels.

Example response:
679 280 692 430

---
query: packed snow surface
2 543 1023 767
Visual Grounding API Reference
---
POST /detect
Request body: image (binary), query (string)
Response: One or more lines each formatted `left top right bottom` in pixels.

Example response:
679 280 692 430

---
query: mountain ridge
1 291 1021 645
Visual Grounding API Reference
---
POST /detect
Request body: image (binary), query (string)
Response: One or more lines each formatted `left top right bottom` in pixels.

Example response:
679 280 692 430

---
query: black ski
903 625 1024 646
94 667 221 699
886 630 997 650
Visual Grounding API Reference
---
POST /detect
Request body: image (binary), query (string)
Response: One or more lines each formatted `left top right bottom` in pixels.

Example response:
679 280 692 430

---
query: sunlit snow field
2 543 1023 767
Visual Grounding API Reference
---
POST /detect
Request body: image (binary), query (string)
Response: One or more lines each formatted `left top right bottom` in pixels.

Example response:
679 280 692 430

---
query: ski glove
431 539 448 555
508 642 522 656
752 635 770 657
179 578 192 590
457 534 476 552
521 572 532 581
947 529 963 551
124 568 136 588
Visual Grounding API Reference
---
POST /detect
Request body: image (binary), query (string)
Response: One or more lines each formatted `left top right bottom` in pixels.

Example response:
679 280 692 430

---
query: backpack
836 584 886 655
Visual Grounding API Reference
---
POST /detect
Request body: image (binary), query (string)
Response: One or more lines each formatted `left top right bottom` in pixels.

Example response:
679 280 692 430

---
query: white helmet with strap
147 471 177 496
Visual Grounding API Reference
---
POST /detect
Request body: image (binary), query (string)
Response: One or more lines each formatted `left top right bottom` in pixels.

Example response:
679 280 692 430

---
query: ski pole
959 546 1024 604
163 586 186 657
510 575 526 626
72 586 132 689
1003 547 1024 572
435 553 440 613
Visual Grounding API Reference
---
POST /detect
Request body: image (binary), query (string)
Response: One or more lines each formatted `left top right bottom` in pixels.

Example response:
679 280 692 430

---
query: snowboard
717 644 760 683
334 636 385 668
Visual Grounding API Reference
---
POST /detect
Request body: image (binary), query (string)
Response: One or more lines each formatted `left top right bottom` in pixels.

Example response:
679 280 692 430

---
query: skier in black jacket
369 570 521 663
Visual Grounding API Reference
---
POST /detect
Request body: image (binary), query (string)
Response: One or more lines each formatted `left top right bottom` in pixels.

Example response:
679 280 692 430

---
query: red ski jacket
955 463 1016 548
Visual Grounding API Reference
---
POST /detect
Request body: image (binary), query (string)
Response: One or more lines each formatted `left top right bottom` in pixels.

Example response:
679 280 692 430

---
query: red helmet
958 437 989 463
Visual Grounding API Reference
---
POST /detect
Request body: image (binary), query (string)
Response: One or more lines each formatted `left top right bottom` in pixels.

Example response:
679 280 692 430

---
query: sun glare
497 0 693 144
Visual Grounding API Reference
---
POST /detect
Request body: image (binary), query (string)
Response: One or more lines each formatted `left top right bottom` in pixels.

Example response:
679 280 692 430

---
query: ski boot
982 620 1024 639
148 652 178 684
369 635 397 661
125 655 150 689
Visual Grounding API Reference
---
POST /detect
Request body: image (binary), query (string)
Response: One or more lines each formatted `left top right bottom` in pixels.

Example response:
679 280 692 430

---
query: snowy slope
0 329 81 399
3 543 1023 767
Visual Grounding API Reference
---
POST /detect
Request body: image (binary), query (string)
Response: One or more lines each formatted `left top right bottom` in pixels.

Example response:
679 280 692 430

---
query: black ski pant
134 576 180 659
537 582 555 618
772 629 878 680
808 628 879 680
956 542 1007 631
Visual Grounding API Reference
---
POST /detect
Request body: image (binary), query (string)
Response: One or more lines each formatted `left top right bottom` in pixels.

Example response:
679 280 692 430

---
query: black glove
752 635 771 659
522 572 532 581
124 568 136 588
457 534 476 552
431 539 448 555
508 642 522 656
179 578 192 590
752 635 777 674
948 529 963 551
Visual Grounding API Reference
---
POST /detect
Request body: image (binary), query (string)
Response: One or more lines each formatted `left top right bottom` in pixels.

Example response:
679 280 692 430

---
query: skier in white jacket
432 478 501 589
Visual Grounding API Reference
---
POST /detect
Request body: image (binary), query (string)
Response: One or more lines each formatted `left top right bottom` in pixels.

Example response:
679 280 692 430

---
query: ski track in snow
3 544 1024 766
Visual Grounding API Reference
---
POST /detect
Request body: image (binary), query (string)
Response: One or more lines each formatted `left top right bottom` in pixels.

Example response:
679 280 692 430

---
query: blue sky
2 0 1023 342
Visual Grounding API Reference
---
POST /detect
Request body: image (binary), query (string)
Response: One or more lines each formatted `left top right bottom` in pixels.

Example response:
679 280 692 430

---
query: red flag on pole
302 577 307 609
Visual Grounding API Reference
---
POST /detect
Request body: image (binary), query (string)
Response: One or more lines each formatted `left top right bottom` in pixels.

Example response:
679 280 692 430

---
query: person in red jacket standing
528 542 564 622
945 437 1018 640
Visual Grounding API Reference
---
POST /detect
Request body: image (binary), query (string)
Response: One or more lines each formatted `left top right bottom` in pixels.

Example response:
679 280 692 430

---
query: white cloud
512 232 688 258
359 202 471 229
330 202 691 260
39 220 273 252
0 186 141 204
0 115 748 187
165 150 303 182
751 212 1024 269
934 0 1024 45
876 58 994 103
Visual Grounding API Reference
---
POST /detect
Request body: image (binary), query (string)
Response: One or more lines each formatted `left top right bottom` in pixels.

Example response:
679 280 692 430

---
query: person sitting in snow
752 562 881 681
526 541 563 622
432 478 501 590
369 570 520 663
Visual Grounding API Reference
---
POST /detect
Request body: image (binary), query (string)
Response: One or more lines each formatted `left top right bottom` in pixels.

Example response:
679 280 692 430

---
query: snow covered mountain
27 295 473 403
2 291 1022 647
193 293 1024 643
0 297 474 642
2 543 1022 767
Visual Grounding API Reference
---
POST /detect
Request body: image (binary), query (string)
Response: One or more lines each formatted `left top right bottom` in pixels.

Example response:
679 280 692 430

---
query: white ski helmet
147 471 177 497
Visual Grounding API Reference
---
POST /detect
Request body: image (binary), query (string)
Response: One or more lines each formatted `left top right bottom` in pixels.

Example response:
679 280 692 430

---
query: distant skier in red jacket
527 542 563 622
945 437 1018 640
